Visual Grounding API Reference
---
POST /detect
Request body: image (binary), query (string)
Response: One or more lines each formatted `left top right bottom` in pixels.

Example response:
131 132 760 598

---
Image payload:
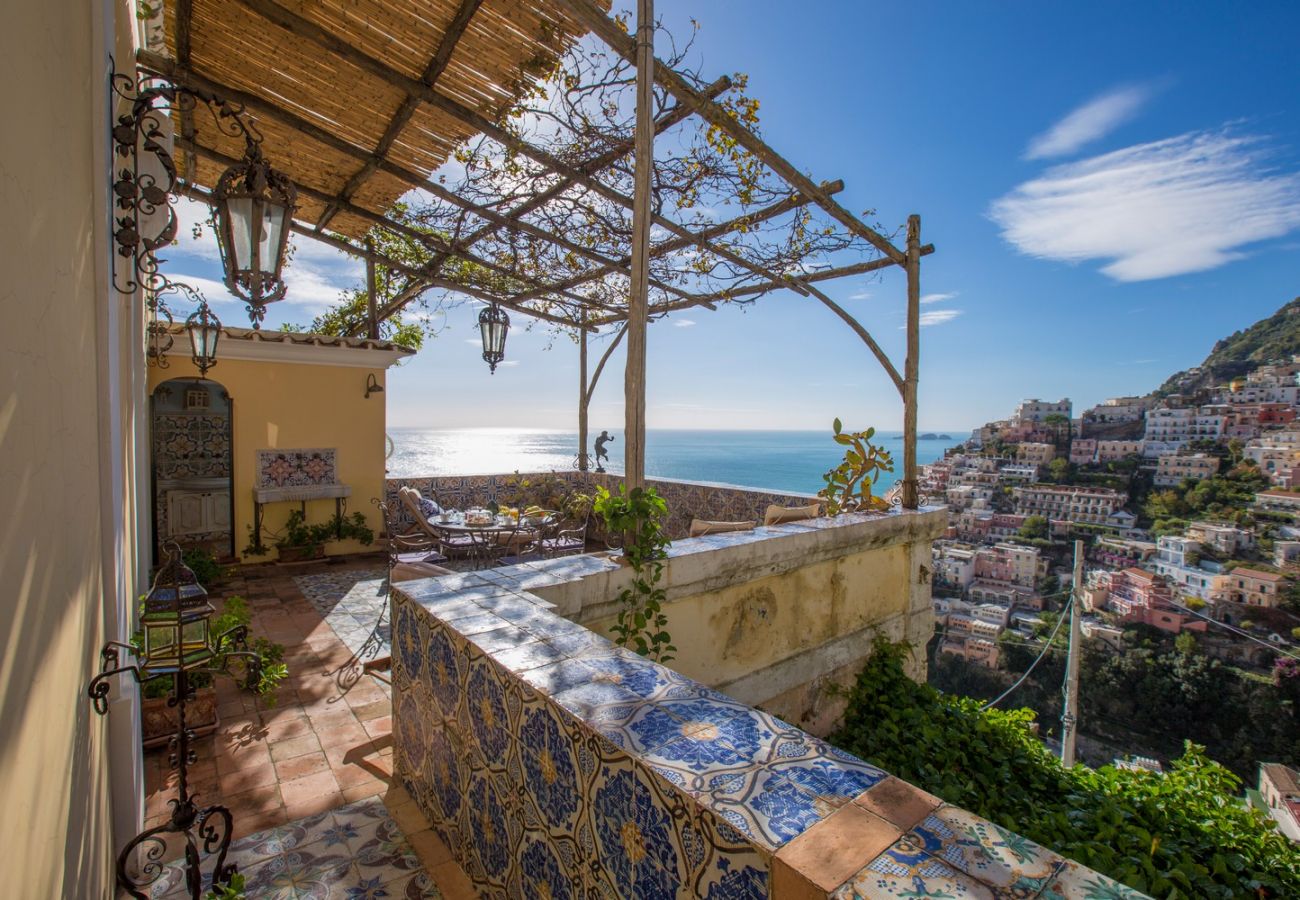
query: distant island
919 433 952 441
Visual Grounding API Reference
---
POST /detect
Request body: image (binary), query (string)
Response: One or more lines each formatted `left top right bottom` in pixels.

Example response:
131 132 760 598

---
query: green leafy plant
204 872 246 900
273 510 375 550
138 596 288 701
832 636 1300 898
593 485 675 663
818 419 895 515
182 548 225 588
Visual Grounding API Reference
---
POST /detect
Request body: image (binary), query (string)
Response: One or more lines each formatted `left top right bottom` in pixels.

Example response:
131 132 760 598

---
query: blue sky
164 0 1300 433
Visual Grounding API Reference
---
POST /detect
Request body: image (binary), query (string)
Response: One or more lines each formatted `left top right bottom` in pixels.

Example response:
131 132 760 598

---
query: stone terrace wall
391 571 1147 899
386 472 816 541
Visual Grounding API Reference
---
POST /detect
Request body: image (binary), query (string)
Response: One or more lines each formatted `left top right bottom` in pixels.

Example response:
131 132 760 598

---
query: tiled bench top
390 564 1146 899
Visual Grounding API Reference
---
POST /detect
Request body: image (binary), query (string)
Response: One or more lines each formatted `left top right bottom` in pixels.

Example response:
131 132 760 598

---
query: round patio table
431 512 554 569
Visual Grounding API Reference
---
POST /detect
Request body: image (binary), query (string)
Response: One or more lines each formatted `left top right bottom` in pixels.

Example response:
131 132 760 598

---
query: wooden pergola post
365 236 378 340
578 310 590 471
902 214 921 509
624 0 653 489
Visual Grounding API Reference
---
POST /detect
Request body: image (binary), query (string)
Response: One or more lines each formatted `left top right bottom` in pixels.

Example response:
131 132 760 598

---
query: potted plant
818 419 895 514
138 596 289 748
260 509 375 562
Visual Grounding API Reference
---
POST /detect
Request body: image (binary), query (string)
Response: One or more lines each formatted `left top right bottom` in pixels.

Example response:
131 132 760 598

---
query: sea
387 428 960 496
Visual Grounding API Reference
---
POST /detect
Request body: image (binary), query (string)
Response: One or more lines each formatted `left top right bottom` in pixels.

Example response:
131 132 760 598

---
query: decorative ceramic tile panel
257 448 340 488
389 570 1150 900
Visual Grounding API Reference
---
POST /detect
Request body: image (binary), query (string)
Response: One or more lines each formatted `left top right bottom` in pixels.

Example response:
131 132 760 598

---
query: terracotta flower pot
277 543 325 563
141 687 220 750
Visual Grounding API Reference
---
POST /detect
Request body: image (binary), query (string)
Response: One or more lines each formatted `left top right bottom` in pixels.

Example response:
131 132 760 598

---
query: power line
981 595 1073 711
1169 601 1300 662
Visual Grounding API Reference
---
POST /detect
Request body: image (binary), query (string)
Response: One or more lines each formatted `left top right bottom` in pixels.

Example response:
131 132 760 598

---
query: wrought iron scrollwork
110 68 276 347
88 618 264 897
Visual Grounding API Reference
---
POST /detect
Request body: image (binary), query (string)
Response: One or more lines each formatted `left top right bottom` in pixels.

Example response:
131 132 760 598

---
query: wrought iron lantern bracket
86 544 265 899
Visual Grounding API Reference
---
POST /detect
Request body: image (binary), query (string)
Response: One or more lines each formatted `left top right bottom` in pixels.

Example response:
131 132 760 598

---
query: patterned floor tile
132 797 442 900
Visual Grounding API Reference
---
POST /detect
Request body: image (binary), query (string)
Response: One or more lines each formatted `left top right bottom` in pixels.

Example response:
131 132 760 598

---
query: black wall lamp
365 373 384 399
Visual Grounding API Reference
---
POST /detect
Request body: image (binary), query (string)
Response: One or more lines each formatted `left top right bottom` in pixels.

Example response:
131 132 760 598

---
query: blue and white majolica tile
906 805 1063 892
703 766 829 852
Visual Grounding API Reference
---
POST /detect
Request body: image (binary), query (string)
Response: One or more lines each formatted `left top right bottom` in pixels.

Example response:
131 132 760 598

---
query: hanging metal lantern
140 544 216 673
185 301 221 378
479 303 510 374
212 143 296 328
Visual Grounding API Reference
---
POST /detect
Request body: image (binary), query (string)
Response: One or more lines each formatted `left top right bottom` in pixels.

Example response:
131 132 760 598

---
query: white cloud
1026 84 1152 160
920 291 957 305
498 360 520 367
849 289 872 300
464 338 482 345
990 130 1300 281
901 309 962 328
673 319 696 328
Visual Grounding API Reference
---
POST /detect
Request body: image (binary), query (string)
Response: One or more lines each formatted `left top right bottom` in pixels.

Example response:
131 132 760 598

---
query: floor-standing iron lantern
88 544 263 900
479 303 510 373
212 141 296 329
185 300 221 378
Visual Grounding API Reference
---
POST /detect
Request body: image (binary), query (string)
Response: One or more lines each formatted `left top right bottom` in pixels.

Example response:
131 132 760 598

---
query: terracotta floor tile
284 793 345 822
315 719 370 750
215 740 272 777
264 715 313 742
268 732 322 762
279 769 341 808
219 763 279 796
350 700 390 722
274 749 331 783
332 756 389 789
362 716 392 740
341 780 387 803
224 783 283 816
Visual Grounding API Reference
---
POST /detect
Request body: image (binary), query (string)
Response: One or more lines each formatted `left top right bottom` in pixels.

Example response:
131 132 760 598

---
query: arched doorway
150 378 234 561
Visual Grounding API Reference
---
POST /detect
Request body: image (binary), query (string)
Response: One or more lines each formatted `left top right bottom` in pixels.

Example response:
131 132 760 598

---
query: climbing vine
593 485 675 663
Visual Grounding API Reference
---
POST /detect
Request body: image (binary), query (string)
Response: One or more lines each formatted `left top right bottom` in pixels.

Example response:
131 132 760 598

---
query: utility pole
1061 539 1084 767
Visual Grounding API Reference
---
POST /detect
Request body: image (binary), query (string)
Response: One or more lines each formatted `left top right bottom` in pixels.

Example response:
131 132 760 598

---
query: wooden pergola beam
140 50 706 322
553 0 908 267
588 245 934 325
178 139 599 330
175 0 196 183
316 0 485 230
434 76 731 269
231 0 822 310
183 181 591 331
505 180 842 306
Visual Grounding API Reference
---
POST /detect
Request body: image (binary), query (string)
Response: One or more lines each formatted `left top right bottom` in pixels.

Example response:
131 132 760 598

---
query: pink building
1096 568 1208 635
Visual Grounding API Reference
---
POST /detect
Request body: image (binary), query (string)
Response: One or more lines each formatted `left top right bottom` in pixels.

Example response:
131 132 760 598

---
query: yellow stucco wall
0 0 127 893
149 355 390 562
550 511 945 735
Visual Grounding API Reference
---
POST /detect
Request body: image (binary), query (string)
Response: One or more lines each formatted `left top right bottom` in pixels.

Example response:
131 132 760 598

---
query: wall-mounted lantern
365 373 384 399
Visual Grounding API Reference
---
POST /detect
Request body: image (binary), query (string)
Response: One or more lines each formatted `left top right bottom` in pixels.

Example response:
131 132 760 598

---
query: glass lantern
185 301 221 378
141 545 216 673
213 144 296 325
479 303 510 373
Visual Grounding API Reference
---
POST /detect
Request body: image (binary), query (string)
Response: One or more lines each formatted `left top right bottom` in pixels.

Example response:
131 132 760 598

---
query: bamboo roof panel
161 0 603 239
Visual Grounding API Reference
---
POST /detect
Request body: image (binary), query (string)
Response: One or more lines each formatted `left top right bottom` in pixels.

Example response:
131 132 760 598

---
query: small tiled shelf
390 572 1147 899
